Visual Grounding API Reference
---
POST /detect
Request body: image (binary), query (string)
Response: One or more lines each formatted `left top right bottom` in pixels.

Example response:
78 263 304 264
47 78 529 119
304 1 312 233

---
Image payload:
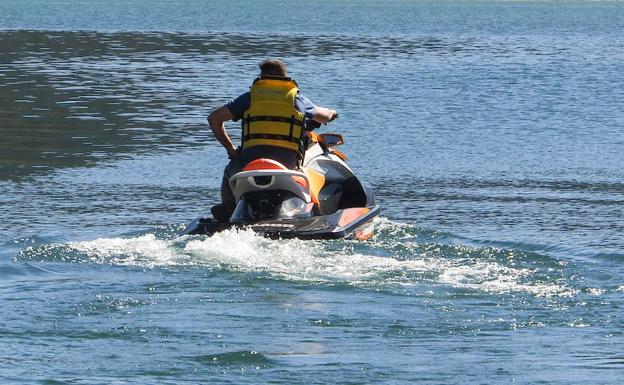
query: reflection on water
0 29 588 179
0 30 458 179
1 31 223 179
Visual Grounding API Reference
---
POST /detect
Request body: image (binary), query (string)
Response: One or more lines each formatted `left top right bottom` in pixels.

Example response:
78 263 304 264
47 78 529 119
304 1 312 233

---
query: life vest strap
241 115 304 127
243 133 301 144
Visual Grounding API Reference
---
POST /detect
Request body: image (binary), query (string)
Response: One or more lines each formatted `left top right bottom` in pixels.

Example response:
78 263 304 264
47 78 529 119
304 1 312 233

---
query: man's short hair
259 59 287 77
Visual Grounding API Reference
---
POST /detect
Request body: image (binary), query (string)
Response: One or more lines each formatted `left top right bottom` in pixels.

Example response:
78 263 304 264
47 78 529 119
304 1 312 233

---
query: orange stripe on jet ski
292 175 308 189
330 149 348 161
302 168 325 205
338 207 370 227
307 131 319 143
242 158 287 171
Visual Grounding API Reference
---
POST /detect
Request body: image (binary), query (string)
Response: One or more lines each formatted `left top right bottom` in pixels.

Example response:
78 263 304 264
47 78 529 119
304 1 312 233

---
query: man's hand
227 146 239 160
312 107 338 125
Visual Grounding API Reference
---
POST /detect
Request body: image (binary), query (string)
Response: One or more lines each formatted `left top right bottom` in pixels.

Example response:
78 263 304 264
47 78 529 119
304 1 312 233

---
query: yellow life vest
241 76 305 153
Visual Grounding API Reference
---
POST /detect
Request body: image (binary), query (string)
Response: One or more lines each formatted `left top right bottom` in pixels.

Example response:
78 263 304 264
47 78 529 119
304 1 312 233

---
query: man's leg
211 160 239 222
220 174 235 205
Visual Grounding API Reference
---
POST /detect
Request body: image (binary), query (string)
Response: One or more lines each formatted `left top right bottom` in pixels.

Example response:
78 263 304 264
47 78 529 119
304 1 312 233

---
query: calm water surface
1 1 624 384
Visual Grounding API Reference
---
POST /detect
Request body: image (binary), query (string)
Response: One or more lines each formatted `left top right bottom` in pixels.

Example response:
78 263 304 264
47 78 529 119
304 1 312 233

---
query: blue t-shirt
226 92 317 122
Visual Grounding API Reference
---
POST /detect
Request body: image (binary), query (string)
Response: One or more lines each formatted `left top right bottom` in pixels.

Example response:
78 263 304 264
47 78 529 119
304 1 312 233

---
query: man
208 59 337 221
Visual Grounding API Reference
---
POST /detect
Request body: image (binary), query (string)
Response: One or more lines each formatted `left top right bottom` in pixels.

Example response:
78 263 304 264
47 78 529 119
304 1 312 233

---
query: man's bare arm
208 105 238 159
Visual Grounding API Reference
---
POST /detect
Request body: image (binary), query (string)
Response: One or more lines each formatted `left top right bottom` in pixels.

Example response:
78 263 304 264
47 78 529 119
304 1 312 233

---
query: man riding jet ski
181 59 379 239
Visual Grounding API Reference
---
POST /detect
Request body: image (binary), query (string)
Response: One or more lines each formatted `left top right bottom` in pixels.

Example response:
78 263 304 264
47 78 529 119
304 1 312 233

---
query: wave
15 219 583 297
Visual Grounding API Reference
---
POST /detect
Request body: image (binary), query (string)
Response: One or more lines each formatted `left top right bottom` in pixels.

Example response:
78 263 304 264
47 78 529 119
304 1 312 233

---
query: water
1 1 624 383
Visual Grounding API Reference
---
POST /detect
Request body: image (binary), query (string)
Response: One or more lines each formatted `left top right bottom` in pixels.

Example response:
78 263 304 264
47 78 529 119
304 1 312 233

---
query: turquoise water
2 1 624 384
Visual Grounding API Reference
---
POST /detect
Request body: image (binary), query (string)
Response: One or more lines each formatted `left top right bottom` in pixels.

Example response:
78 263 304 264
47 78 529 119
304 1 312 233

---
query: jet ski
180 128 380 240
